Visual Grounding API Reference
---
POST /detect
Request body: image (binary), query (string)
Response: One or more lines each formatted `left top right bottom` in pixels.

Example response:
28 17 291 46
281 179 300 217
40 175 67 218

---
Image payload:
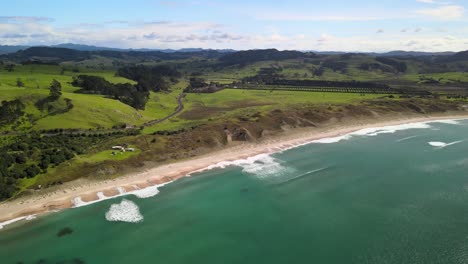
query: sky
1 0 468 52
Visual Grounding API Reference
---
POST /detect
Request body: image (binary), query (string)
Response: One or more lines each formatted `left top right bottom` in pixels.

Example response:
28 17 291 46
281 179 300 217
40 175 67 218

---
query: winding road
142 92 186 127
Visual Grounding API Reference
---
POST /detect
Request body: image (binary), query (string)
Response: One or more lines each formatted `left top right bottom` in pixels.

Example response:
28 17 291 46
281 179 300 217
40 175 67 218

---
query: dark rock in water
57 227 73 237
240 187 249 193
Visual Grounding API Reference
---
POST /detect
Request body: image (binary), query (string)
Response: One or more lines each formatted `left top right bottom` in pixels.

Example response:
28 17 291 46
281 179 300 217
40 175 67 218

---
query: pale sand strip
1 113 467 225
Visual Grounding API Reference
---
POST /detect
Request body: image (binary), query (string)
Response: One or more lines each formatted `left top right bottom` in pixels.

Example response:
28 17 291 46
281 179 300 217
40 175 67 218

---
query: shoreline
1 113 468 228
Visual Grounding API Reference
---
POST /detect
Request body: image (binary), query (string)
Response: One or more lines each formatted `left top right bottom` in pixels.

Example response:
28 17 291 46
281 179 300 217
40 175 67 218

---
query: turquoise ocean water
1 119 468 264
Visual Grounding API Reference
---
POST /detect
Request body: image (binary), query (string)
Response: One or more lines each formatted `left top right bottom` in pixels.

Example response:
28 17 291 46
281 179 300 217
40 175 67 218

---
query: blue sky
1 0 467 51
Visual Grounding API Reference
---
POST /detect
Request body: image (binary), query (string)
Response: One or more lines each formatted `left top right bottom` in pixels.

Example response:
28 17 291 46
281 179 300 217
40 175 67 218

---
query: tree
25 164 40 178
16 78 24 87
4 64 15 72
49 79 62 100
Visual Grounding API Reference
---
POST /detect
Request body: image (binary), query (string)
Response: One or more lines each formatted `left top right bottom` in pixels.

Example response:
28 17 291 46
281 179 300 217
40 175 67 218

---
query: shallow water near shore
1 119 468 263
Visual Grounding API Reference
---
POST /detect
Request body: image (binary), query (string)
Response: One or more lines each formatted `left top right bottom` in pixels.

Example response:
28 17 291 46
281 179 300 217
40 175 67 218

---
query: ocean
1 119 468 264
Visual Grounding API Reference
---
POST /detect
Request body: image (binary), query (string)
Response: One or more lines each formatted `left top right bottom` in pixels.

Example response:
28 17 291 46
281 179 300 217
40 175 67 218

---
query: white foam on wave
432 120 461 125
71 182 172 208
309 118 466 145
129 185 160 198
310 135 351 144
25 215 36 220
0 214 37 230
117 187 126 194
97 192 106 200
307 122 432 145
105 199 143 223
189 153 294 179
71 195 113 208
353 122 432 137
428 141 463 148
237 154 294 179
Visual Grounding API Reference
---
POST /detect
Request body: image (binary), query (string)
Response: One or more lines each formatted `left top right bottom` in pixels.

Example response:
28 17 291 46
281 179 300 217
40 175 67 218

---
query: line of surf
281 118 467 150
71 182 172 208
0 215 36 230
1 117 467 230
188 118 467 176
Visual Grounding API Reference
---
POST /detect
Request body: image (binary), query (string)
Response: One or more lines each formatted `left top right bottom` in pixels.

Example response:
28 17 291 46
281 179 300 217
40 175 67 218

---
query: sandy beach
1 112 468 226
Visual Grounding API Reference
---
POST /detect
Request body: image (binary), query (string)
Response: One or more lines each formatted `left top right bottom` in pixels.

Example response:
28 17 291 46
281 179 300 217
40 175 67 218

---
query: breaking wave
432 120 462 125
238 154 295 179
310 135 351 144
352 123 432 137
130 185 160 198
428 141 463 148
309 119 465 145
71 182 171 208
105 199 143 223
0 214 37 230
190 153 295 180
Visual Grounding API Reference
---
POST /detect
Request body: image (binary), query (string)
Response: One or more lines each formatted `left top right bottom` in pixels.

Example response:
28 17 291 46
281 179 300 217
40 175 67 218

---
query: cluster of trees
71 65 182 109
3 64 15 72
117 65 181 92
49 79 62 99
184 77 223 93
0 133 117 200
72 75 149 109
187 77 208 89
241 68 283 84
0 99 25 125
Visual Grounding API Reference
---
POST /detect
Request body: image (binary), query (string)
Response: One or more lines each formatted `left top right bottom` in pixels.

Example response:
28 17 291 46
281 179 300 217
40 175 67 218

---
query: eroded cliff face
37 98 467 187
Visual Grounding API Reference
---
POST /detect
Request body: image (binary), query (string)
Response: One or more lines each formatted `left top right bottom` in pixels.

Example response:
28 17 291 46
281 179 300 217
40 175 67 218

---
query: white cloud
416 0 436 3
254 12 382 21
415 5 465 19
1 18 468 52
0 16 53 23
317 33 334 43
416 0 451 4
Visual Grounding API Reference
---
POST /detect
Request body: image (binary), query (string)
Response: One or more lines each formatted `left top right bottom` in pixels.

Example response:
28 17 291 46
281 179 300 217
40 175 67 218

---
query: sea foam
352 122 432 137
191 153 294 179
310 135 351 144
105 199 143 223
0 214 36 230
71 182 171 208
432 120 462 125
129 185 160 198
309 119 466 145
428 141 463 148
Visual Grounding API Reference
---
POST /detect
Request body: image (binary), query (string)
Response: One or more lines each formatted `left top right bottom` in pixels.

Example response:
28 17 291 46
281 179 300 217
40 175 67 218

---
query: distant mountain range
1 46 467 68
0 43 236 55
0 43 458 57
308 50 456 57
